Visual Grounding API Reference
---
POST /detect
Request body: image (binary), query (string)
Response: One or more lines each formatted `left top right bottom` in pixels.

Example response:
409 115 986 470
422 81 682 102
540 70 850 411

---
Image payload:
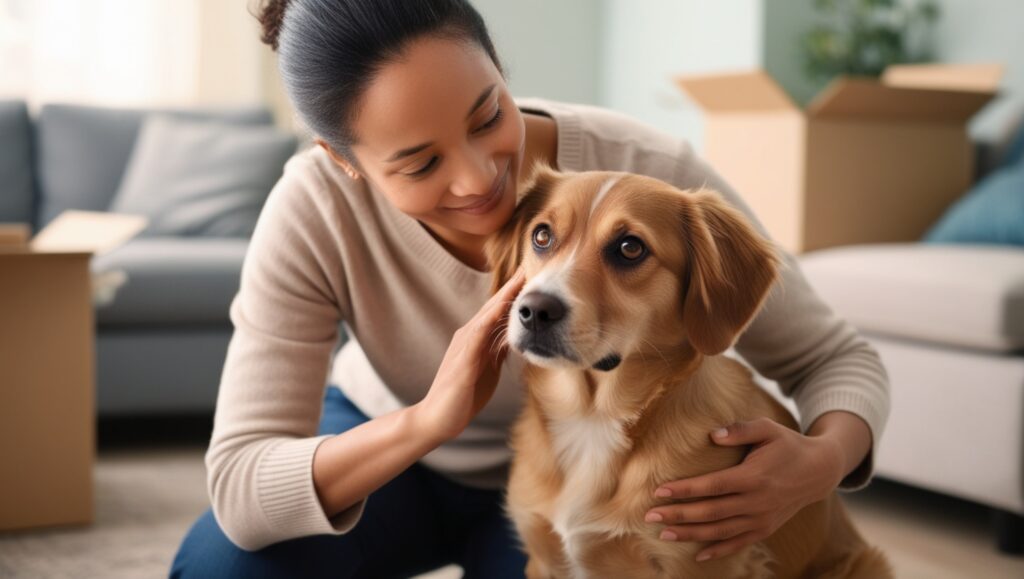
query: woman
170 1 889 577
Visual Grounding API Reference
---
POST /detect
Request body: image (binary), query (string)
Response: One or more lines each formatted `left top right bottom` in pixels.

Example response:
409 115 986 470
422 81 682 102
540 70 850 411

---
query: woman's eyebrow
465 84 496 120
385 84 498 163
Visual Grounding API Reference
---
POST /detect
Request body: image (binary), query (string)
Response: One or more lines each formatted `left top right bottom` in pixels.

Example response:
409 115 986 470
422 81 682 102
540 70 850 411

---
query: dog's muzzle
515 291 576 360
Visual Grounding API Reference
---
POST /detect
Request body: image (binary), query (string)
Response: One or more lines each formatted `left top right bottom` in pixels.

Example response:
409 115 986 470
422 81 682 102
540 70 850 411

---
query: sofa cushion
34 104 273 229
0 100 35 225
91 237 248 325
109 115 297 238
924 158 1024 246
800 244 1024 353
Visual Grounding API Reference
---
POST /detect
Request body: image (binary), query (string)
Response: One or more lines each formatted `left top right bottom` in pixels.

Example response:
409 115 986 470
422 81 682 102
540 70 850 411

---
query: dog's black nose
518 291 567 331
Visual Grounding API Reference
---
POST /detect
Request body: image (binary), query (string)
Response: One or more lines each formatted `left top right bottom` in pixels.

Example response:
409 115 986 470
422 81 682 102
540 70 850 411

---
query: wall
472 0 603 105
925 0 1024 142
762 0 820 107
600 0 764 151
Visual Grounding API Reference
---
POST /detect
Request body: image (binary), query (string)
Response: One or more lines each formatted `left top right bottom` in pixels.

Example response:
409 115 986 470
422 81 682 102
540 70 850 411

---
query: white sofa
799 243 1024 554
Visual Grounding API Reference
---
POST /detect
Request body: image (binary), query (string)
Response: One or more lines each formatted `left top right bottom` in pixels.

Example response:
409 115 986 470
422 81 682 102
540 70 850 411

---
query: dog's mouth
518 335 578 363
517 334 622 373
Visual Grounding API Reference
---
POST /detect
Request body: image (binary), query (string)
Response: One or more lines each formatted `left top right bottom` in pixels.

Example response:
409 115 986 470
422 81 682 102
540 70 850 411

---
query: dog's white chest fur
548 414 631 574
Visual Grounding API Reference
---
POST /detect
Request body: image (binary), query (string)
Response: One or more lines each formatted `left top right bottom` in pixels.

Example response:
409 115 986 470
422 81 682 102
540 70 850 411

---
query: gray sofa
0 100 286 416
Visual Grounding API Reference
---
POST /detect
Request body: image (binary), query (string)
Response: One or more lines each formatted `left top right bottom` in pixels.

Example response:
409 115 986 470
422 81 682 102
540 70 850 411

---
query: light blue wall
472 0 1022 150
472 0 603 105
600 0 764 151
763 0 820 106
925 0 1024 142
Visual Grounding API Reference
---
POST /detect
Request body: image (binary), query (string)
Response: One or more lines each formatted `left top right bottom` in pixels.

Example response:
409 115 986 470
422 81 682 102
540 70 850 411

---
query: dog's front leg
511 510 570 579
525 556 556 579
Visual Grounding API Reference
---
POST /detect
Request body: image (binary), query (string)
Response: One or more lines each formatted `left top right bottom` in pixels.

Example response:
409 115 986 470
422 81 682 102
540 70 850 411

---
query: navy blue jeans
169 387 526 578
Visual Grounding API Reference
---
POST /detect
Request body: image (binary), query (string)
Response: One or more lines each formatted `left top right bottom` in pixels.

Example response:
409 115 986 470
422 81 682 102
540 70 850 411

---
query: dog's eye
533 225 553 250
619 237 645 260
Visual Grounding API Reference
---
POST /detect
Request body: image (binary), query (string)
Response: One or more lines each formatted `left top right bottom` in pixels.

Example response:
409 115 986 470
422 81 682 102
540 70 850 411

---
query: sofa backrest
0 100 36 226
34 103 274 231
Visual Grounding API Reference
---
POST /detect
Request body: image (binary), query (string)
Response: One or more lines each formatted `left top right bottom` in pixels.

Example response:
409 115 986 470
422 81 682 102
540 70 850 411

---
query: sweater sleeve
205 154 366 551
670 142 891 492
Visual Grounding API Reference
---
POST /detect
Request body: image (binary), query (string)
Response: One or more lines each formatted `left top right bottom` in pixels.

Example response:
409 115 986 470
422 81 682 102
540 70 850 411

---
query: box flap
0 224 31 251
30 211 148 255
882 63 1003 93
674 70 798 113
807 76 996 123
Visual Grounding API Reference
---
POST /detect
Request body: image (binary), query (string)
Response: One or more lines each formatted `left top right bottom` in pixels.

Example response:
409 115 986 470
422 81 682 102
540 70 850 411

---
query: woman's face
343 36 527 241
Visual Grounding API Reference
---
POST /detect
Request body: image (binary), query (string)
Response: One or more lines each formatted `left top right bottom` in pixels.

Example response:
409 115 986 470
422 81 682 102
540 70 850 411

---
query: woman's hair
255 0 504 162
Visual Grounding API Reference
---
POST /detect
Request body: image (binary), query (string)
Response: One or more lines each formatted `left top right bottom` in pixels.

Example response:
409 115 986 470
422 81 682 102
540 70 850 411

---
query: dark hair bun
256 0 292 51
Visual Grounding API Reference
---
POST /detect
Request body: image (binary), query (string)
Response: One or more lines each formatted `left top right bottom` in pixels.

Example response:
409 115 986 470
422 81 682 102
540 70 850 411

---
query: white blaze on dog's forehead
523 259 570 299
589 176 621 219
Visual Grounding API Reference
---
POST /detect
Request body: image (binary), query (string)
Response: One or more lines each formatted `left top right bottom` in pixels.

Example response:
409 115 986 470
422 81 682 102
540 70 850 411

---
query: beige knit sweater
205 97 890 551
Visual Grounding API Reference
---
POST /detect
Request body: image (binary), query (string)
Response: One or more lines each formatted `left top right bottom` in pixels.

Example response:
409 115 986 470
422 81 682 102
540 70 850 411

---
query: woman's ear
679 189 781 355
316 139 361 180
484 162 561 294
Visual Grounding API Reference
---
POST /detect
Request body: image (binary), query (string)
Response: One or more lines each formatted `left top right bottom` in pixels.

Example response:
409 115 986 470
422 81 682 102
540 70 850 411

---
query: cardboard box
0 211 146 532
675 63 1003 253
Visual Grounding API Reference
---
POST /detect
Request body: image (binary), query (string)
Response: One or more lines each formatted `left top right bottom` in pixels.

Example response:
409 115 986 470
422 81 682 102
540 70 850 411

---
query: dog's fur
484 166 892 578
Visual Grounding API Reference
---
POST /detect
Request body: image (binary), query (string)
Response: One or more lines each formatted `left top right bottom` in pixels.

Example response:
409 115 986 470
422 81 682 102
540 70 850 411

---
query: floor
0 415 1021 578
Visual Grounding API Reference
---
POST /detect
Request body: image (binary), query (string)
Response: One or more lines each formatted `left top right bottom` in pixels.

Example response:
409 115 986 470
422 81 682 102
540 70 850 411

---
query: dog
484 165 892 578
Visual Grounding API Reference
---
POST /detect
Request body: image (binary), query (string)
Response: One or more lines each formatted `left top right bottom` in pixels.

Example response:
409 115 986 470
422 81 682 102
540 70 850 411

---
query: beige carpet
0 444 1021 578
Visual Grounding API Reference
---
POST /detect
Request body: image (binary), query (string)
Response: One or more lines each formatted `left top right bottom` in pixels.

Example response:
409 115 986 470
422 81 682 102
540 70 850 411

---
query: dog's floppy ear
484 162 560 294
679 189 781 355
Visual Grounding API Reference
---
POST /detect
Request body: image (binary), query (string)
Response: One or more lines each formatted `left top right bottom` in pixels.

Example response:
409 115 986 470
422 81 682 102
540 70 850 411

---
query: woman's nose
450 147 497 198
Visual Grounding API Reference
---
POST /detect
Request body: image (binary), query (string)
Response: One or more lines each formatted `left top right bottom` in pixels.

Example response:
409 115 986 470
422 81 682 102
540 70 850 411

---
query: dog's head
485 165 780 372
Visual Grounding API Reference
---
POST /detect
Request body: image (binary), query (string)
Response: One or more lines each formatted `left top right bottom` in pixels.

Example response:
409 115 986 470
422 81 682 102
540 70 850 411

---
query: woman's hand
644 417 847 563
414 267 526 444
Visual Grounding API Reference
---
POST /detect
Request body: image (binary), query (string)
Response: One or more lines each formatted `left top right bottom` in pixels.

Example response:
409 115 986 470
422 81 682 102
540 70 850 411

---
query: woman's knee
169 508 362 579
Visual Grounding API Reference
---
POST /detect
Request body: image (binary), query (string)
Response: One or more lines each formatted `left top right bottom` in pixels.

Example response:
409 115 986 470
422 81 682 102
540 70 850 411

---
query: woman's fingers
645 494 754 525
473 267 526 333
485 267 526 315
654 463 757 500
657 515 755 543
458 267 526 358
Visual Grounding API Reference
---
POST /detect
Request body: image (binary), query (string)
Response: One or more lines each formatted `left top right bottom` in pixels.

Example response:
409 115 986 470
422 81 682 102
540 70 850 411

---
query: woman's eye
533 225 553 250
406 156 438 177
618 236 645 260
474 107 504 133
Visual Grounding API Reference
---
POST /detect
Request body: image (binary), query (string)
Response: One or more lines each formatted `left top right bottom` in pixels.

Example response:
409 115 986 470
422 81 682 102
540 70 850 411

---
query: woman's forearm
806 410 873 482
312 403 444 519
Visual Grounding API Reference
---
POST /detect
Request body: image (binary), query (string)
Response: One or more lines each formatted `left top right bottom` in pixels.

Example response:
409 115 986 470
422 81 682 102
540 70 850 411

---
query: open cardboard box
675 63 1003 253
0 211 146 532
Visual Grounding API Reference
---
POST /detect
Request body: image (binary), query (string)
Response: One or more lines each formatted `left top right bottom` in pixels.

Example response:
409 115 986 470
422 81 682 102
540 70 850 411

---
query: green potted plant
802 0 941 82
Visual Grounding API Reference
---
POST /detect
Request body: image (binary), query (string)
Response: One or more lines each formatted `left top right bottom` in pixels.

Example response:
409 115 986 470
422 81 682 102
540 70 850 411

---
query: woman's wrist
406 401 453 448
806 410 873 484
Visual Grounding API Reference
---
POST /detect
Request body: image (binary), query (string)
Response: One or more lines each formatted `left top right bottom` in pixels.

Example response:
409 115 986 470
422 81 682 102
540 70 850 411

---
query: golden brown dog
485 166 891 578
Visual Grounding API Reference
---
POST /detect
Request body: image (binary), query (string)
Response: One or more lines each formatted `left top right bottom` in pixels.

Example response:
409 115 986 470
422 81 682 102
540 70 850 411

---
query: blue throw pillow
924 158 1024 246
1003 120 1024 168
108 115 298 238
